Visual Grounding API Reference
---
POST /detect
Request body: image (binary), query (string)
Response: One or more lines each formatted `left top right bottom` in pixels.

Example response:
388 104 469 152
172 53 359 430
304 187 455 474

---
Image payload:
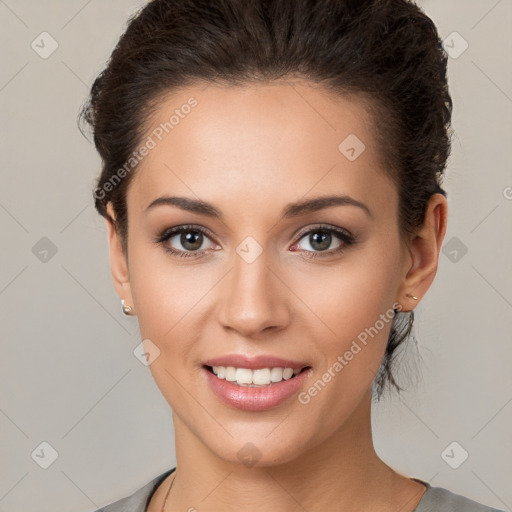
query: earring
121 299 133 316
406 294 419 300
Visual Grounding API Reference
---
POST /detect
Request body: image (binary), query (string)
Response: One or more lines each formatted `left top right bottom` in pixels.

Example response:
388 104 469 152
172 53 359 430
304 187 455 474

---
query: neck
164 389 424 512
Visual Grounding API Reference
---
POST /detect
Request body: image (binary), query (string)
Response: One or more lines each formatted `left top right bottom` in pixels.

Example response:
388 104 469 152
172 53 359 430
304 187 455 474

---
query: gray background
0 1 511 511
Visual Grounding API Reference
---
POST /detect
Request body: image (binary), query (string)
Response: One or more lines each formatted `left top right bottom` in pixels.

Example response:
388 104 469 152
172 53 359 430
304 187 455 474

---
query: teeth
253 368 271 385
282 368 294 380
211 366 302 386
235 368 253 384
270 367 283 382
224 366 236 381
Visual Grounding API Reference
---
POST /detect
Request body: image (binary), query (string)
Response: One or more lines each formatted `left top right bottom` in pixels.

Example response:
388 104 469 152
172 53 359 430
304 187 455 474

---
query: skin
105 80 447 512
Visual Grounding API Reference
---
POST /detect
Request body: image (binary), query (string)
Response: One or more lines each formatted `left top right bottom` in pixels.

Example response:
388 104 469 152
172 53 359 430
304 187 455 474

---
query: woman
81 0 504 511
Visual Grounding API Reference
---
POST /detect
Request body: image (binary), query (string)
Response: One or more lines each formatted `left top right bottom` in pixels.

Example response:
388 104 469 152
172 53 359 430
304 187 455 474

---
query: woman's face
109 81 417 465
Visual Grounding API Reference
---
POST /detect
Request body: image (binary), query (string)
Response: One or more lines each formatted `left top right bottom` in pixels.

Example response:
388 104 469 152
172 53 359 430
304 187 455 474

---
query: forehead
127 81 397 219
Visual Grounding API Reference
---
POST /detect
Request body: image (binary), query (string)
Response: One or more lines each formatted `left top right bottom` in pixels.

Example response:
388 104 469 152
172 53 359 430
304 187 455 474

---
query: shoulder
91 468 176 512
414 482 506 512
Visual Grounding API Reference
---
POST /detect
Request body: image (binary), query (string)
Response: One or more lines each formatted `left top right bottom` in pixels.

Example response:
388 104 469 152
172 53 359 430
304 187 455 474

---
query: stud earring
406 294 419 300
121 299 133 316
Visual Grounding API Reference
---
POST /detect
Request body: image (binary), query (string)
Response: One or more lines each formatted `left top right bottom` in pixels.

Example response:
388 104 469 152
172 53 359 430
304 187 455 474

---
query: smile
207 365 304 386
202 355 312 411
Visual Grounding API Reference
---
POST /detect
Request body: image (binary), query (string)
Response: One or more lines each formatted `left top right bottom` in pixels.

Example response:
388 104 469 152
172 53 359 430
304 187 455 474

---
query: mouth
203 365 310 387
201 356 312 411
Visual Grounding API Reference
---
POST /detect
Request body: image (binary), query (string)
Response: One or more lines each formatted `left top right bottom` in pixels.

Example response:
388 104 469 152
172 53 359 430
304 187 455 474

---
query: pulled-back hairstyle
80 0 452 399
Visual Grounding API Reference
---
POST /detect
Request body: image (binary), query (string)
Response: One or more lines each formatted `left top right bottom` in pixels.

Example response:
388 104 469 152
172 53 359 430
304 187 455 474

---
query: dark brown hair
80 0 452 399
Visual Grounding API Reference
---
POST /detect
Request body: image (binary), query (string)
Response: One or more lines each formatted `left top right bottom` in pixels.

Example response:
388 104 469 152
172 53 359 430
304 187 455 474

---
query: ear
396 193 448 311
105 202 134 313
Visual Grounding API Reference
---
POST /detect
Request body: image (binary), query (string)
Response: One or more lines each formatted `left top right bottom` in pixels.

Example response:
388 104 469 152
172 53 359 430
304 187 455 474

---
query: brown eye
304 231 335 251
295 228 351 252
290 225 357 259
178 230 204 251
156 225 218 259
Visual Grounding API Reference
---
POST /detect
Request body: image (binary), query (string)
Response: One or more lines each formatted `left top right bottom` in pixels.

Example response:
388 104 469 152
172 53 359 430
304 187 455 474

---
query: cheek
290 234 401 342
130 264 211 345
128 258 170 341
125 226 213 339
294 291 397 439
290 236 402 401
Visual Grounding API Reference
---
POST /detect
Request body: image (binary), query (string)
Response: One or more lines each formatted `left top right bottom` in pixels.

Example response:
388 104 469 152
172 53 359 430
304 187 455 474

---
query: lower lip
203 367 310 412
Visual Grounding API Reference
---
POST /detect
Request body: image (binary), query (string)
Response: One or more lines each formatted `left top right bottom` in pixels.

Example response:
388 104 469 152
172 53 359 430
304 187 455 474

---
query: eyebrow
145 194 373 219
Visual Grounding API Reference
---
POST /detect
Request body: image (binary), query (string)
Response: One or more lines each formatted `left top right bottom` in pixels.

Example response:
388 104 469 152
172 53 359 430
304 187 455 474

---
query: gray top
93 468 505 512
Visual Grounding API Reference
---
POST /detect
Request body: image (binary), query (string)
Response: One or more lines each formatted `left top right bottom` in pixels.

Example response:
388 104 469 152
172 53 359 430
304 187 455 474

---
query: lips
202 354 311 411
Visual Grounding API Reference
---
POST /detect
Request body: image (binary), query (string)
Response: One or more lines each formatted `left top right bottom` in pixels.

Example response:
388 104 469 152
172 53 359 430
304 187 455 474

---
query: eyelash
155 224 357 260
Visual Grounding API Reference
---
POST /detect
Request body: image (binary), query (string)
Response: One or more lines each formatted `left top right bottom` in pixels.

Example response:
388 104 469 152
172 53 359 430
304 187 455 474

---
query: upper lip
203 354 310 370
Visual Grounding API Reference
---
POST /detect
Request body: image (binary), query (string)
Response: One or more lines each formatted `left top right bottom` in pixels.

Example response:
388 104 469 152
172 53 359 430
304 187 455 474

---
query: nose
217 247 291 338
